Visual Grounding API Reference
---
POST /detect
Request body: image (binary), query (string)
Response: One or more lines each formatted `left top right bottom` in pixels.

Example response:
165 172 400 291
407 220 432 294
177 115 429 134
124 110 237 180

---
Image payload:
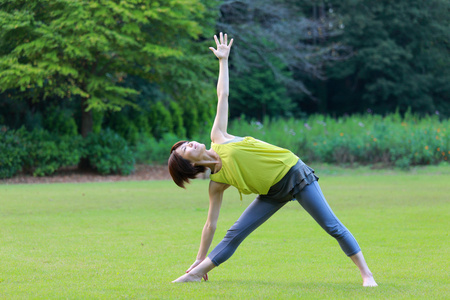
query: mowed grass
0 165 449 299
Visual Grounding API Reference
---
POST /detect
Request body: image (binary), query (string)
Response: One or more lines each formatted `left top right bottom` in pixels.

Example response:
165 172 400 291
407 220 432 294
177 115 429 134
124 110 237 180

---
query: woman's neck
196 149 222 173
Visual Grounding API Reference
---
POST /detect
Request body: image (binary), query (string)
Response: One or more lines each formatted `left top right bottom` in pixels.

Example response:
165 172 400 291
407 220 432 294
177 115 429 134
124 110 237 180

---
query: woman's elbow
217 92 229 99
205 223 217 232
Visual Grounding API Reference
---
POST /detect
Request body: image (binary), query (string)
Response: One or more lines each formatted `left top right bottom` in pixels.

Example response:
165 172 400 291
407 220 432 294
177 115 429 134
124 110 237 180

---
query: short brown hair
168 141 206 188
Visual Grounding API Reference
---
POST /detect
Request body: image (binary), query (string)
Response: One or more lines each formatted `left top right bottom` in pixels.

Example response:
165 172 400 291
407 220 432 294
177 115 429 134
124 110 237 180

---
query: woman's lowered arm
184 181 229 280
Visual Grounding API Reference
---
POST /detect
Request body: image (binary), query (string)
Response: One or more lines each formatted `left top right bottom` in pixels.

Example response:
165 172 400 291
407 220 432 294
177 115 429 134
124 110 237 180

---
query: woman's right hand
209 32 233 60
186 259 208 281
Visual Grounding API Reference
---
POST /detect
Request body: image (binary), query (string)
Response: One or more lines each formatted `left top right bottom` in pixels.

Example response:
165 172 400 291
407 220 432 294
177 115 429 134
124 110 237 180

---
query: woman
168 33 377 287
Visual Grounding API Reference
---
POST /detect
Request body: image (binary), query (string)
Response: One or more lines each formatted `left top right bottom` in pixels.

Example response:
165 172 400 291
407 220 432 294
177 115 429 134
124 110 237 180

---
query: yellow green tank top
210 136 299 195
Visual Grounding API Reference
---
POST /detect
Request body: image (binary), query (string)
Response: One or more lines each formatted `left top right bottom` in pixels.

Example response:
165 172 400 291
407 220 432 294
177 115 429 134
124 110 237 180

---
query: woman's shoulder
212 135 245 145
211 132 235 144
222 136 245 144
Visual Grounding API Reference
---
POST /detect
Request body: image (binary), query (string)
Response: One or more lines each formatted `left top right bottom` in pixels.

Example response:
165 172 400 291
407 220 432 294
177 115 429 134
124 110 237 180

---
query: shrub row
1 112 448 179
132 111 448 170
229 112 449 169
0 127 134 179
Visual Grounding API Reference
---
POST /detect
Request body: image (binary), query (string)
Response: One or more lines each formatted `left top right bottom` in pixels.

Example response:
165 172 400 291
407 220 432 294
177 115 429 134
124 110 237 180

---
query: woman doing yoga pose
168 33 377 287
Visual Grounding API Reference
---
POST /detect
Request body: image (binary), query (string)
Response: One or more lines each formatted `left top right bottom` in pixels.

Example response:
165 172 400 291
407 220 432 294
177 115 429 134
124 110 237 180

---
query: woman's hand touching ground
186 259 208 281
171 259 208 283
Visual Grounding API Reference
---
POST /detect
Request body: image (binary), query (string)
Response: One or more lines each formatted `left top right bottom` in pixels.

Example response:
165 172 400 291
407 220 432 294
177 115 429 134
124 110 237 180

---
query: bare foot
363 276 378 287
172 272 202 283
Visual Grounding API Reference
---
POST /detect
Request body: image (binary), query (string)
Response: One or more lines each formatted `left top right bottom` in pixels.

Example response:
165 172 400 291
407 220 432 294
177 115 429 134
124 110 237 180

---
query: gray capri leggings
208 180 361 266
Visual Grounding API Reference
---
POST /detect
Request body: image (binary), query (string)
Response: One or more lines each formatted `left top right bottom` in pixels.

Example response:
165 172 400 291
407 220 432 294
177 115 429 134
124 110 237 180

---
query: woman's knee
222 223 247 245
223 228 238 241
322 222 348 239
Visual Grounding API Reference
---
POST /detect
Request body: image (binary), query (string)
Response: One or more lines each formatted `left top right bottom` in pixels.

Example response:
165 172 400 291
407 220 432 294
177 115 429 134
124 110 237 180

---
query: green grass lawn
1 165 449 299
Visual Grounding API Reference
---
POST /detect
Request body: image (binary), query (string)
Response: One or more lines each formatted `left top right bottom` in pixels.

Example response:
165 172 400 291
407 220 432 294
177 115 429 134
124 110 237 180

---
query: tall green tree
0 0 216 137
322 0 450 116
216 0 348 120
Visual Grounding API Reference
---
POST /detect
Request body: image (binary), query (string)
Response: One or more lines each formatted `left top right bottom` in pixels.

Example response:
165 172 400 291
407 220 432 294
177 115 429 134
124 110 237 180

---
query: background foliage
0 0 216 137
0 0 448 178
229 112 449 169
1 113 448 178
320 0 450 116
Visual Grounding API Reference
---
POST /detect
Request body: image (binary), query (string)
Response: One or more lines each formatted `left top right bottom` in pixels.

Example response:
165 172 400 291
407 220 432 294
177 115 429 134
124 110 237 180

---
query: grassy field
1 165 449 299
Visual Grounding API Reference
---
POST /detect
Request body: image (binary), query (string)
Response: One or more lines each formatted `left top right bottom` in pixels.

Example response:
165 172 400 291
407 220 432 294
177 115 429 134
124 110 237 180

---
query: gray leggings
208 181 361 266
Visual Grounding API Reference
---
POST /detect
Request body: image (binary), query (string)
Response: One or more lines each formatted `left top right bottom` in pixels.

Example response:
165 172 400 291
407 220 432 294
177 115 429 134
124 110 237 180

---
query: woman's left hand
209 32 233 60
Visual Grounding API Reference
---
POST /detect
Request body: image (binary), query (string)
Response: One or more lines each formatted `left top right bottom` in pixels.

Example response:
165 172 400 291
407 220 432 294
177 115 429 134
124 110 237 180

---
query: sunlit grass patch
0 169 448 298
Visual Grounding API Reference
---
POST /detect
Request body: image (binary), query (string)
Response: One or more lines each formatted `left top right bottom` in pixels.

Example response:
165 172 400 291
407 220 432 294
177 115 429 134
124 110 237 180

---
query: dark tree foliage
318 0 450 116
215 0 449 118
216 0 350 119
1 0 448 140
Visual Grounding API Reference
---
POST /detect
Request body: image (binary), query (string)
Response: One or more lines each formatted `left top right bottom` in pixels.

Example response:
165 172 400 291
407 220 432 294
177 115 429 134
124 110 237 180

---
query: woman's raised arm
209 33 234 144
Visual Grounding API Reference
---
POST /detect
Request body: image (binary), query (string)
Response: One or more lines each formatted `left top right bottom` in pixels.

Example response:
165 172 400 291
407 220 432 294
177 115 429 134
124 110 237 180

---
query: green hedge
0 127 27 178
1 113 448 179
228 112 449 169
0 127 134 178
133 112 448 168
84 129 135 175
22 129 83 177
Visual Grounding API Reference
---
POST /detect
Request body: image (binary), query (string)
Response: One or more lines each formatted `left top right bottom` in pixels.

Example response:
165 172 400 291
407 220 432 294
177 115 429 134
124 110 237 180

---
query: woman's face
175 141 205 163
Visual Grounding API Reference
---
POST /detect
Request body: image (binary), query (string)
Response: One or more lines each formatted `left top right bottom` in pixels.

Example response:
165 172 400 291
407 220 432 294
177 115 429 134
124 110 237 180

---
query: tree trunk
81 97 93 138
79 97 93 170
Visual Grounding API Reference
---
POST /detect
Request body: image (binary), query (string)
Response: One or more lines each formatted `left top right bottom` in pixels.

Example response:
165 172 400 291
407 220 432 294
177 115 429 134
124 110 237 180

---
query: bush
148 102 173 139
43 106 78 136
103 111 141 145
23 129 84 176
227 112 449 167
0 126 27 178
84 129 135 175
58 135 84 167
2 112 447 179
134 133 181 165
1 127 135 178
169 102 186 138
133 130 213 165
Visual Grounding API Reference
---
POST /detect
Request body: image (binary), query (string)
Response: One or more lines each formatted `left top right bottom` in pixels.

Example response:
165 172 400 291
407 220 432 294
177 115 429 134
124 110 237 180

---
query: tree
216 0 350 119
322 0 450 116
0 0 216 137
